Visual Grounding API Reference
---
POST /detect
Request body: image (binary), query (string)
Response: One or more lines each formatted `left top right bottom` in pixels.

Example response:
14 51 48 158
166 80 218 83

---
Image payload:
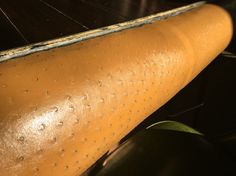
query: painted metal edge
0 1 205 62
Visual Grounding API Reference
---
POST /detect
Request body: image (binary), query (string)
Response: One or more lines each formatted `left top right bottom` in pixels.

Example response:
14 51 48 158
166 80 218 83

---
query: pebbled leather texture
0 4 233 176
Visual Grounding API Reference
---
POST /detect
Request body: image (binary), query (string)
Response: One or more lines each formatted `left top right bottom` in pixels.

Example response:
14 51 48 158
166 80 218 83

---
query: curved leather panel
0 4 232 176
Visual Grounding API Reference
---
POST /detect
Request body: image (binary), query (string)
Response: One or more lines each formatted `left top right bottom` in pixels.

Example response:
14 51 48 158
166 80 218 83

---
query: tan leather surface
0 4 232 176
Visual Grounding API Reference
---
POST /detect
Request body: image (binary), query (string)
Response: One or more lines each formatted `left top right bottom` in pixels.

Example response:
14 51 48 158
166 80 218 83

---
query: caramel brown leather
0 4 232 176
